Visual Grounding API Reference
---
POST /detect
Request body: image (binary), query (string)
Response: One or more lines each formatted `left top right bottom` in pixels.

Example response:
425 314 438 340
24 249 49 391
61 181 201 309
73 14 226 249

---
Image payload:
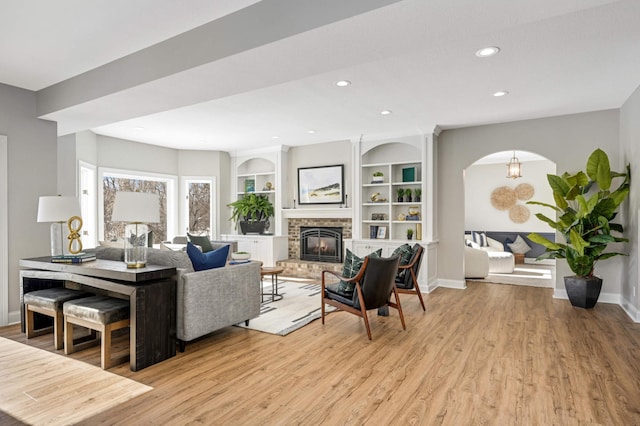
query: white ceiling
2 0 639 153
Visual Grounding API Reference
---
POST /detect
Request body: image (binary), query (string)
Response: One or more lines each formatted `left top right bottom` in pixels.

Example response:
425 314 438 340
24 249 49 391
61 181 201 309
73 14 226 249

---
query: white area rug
470 263 555 288
237 279 335 336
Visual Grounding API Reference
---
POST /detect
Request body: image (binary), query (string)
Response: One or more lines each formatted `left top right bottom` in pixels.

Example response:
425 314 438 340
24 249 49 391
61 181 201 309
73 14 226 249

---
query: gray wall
0 83 58 318
620 83 640 317
438 110 623 294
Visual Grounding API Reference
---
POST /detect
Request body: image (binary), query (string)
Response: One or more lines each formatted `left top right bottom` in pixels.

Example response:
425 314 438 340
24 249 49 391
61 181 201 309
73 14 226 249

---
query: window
79 161 97 248
99 168 177 243
181 177 216 237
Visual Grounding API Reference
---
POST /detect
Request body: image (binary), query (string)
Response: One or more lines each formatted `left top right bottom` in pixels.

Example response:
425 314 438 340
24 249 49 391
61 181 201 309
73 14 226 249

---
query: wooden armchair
395 244 426 311
321 255 405 340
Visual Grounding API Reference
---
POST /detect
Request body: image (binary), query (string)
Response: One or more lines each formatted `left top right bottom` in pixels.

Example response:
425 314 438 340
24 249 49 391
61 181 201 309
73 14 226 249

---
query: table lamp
111 191 160 268
37 195 82 257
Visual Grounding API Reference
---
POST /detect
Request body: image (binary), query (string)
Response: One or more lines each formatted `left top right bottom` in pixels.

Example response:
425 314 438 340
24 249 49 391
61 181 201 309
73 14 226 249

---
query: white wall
620 83 640 319
438 110 622 296
287 140 353 208
465 160 555 233
0 83 58 322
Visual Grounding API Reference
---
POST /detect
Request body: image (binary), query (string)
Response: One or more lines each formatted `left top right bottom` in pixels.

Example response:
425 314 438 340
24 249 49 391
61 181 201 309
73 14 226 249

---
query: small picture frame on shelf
376 226 387 239
244 178 255 193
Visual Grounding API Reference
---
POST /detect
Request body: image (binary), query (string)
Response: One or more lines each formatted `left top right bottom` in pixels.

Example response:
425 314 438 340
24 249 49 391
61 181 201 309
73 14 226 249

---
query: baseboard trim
436 279 466 290
7 309 20 325
553 289 621 305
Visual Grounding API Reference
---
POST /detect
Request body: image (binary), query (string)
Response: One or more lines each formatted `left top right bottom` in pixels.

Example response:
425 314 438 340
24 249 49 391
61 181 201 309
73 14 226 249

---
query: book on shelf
369 225 379 239
51 253 96 263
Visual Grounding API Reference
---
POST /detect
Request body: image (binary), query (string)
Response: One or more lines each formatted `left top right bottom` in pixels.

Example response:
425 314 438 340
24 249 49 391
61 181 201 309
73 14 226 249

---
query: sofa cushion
187 233 214 253
187 242 229 271
507 235 531 254
336 248 382 294
147 248 194 271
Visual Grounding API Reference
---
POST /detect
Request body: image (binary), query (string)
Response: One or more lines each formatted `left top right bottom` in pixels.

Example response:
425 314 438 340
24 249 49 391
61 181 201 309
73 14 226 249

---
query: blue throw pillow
186 242 229 271
503 237 513 253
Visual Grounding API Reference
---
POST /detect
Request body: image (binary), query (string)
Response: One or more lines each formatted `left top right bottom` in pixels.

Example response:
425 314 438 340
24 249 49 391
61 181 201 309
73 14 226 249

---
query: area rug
237 279 335 336
469 263 555 288
0 337 152 426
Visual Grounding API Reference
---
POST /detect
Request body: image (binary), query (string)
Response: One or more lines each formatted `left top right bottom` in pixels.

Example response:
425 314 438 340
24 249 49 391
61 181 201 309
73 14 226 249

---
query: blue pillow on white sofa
186 242 229 271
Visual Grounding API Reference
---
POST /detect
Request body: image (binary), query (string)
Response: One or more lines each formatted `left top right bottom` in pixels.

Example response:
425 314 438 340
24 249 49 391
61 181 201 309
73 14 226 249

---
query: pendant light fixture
506 151 522 179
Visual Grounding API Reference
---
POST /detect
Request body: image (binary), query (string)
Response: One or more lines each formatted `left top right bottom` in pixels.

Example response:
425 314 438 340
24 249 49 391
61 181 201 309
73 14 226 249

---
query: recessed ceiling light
307 130 316 134
493 91 509 97
134 126 145 131
476 46 500 57
336 80 351 87
380 110 392 115
272 136 280 139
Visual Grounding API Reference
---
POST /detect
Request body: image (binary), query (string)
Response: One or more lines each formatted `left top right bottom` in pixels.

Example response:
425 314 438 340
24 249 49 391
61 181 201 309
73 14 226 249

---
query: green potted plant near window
228 193 275 235
527 148 630 308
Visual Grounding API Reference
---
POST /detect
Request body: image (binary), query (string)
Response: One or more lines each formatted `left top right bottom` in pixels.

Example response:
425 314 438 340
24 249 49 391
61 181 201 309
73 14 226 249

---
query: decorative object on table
297 164 344 204
407 228 414 240
527 148 630 309
371 171 384 184
506 151 523 179
371 213 387 221
111 191 160 268
515 183 534 200
262 181 273 191
231 251 251 261
50 252 96 263
244 178 255 193
402 167 416 182
37 195 81 257
396 188 404 202
370 192 387 203
66 215 83 254
228 193 274 235
413 188 422 202
397 213 406 221
490 186 517 211
376 226 387 239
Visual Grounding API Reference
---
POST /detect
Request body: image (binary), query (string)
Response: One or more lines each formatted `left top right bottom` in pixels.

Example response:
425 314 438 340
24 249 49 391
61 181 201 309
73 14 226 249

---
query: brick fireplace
277 217 352 278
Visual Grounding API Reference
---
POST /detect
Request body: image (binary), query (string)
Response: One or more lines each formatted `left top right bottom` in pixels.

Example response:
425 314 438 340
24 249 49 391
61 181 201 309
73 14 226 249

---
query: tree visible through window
103 176 167 243
188 182 211 235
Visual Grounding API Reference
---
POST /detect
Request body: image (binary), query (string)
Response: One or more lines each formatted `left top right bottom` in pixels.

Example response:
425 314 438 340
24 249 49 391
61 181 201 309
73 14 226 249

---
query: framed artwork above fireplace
297 164 344 205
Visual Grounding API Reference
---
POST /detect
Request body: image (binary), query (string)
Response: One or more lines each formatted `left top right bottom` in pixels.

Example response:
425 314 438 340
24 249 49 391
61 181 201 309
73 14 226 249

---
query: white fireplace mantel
282 207 353 219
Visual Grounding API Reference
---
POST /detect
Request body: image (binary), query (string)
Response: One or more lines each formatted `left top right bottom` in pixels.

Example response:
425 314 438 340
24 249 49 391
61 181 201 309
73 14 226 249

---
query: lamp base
123 223 149 269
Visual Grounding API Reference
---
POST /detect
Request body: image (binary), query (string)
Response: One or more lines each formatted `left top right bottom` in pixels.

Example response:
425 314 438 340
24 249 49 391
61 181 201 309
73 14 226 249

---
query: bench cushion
24 288 91 311
64 296 130 324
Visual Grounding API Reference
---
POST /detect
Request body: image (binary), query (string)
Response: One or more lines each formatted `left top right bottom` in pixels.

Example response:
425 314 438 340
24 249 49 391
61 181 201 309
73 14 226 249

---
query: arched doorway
463 150 556 287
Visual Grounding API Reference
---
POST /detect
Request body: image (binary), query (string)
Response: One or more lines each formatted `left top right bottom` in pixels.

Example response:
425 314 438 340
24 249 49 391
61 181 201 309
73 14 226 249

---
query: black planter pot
239 220 266 235
564 275 603 309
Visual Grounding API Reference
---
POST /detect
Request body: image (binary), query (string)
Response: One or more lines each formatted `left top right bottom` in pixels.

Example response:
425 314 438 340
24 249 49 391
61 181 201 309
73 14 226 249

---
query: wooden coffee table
260 266 284 303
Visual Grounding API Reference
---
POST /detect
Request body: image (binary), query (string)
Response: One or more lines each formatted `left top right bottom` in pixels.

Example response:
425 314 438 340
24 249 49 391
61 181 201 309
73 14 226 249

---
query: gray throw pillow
187 233 214 253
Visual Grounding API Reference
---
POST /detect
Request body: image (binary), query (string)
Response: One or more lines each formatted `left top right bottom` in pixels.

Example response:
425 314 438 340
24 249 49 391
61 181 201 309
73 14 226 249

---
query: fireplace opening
300 226 343 263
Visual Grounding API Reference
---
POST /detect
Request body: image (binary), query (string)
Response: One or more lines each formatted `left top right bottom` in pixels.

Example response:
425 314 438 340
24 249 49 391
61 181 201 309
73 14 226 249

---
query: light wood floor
2 281 640 425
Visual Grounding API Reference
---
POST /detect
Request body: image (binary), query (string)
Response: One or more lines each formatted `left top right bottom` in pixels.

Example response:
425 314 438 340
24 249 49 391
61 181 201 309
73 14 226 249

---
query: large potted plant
527 148 630 308
228 193 275 235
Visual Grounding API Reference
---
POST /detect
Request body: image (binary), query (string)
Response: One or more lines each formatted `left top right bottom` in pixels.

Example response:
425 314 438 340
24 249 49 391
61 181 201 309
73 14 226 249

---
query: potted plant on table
527 148 630 308
228 193 275 235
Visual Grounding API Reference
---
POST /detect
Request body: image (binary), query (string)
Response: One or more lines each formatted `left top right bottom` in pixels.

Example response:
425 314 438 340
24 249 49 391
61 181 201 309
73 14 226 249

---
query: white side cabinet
221 235 288 267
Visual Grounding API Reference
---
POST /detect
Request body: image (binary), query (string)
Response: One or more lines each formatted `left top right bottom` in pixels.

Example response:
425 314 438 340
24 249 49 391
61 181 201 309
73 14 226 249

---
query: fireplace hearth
300 226 343 263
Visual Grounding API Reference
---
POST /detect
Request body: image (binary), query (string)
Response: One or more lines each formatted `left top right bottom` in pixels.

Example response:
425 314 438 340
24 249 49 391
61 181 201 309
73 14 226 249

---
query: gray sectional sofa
92 245 261 351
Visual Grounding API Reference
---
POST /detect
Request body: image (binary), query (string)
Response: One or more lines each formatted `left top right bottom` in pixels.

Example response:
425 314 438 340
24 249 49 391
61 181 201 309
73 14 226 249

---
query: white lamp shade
37 196 81 222
111 192 160 223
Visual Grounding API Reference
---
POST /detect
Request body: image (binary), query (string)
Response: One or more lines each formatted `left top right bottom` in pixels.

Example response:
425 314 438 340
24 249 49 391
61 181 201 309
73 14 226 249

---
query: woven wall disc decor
515 183 535 201
509 205 530 223
490 186 517 211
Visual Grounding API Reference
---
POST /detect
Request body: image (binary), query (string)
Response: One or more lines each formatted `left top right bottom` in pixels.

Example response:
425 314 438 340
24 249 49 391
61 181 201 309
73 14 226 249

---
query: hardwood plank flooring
1 281 639 425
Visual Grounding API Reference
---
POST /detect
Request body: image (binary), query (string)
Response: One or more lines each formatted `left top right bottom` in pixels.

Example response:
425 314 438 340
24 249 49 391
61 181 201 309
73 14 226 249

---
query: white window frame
98 167 178 242
78 161 97 248
180 176 217 238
